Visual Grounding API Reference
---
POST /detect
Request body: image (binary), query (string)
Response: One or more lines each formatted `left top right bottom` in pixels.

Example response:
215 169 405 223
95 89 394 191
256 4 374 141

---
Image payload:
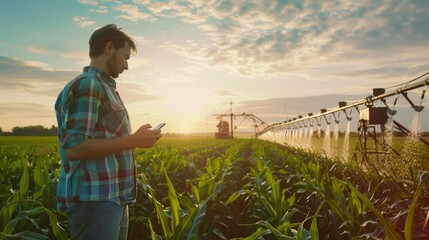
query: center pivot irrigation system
257 72 429 165
214 72 429 166
213 101 269 139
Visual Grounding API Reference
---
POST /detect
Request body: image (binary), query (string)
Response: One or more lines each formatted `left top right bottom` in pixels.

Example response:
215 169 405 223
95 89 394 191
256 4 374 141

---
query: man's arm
66 124 161 161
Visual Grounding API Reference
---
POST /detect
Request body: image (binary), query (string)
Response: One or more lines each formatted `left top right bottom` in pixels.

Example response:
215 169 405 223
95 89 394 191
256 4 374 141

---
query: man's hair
89 24 137 58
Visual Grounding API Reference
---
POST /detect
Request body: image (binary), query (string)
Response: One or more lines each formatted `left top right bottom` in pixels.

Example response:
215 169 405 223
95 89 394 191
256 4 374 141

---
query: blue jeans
67 201 129 240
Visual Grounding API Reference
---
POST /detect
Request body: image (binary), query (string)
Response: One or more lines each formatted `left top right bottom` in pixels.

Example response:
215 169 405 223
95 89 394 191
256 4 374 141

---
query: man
55 24 161 239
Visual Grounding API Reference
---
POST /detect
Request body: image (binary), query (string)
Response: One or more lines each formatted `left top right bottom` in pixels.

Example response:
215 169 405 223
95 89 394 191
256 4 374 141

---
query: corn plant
146 167 208 240
404 171 428 240
2 136 429 239
145 140 245 239
0 158 68 240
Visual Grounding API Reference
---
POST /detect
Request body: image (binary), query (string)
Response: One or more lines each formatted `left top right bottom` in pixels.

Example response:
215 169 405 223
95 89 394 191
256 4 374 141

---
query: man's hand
65 123 162 161
131 124 162 148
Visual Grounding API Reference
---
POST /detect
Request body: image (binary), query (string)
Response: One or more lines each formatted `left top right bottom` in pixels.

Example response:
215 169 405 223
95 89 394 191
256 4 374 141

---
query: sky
1 0 429 134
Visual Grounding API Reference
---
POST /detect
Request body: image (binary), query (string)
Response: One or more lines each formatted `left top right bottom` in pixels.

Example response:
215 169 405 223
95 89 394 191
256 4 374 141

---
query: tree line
0 125 58 136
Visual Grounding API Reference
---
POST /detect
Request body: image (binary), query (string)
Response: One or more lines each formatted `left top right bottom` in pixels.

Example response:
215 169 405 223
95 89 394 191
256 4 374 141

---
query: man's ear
105 41 115 56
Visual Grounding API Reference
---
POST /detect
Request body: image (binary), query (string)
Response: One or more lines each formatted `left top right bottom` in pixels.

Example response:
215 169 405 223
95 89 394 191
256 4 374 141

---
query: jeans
67 201 128 240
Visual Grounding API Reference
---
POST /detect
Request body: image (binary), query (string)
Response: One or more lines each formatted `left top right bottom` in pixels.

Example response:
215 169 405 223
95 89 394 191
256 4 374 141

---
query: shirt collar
83 66 116 88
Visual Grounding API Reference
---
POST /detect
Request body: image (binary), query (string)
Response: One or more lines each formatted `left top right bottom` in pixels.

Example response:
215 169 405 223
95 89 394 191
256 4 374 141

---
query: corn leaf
2 205 68 240
346 182 402 240
405 171 428 240
163 168 180 229
0 231 49 240
310 201 325 240
255 220 288 238
150 190 171 237
19 160 29 200
233 228 270 240
186 200 207 240
171 207 198 240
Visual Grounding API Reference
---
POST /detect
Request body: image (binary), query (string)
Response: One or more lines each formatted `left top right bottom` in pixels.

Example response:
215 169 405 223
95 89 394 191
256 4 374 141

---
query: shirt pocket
103 101 130 136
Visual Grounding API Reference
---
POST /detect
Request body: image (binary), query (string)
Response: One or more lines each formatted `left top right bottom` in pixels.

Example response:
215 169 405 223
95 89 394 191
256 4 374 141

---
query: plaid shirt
55 66 136 211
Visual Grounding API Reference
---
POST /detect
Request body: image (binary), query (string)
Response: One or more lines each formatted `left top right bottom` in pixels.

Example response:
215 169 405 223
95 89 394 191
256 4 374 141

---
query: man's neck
90 58 108 75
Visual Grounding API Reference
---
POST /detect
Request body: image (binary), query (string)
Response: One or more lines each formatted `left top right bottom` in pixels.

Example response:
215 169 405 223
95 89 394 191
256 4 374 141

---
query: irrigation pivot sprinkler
353 104 390 170
213 101 269 139
213 100 234 139
339 101 353 121
257 72 429 168
393 89 429 146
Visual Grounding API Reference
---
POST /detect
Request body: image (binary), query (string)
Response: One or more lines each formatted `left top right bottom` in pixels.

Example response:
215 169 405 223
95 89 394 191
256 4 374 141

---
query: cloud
113 4 157 22
61 50 88 61
90 0 429 76
118 88 163 104
0 102 53 118
129 34 155 46
0 55 164 104
73 16 97 28
127 57 152 69
133 0 209 24
24 60 52 70
0 55 79 95
141 1 172 14
26 46 50 54
128 0 429 80
78 0 98 5
89 8 109 14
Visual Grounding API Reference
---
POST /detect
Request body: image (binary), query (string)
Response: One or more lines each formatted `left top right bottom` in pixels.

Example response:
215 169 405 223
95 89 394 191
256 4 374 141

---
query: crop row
1 136 428 239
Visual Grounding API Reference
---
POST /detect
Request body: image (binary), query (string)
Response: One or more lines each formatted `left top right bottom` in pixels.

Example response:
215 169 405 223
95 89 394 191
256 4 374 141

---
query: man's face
107 42 131 78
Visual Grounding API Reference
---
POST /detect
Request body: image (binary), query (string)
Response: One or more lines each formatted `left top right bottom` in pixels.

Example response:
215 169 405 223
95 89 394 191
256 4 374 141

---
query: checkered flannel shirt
55 66 136 211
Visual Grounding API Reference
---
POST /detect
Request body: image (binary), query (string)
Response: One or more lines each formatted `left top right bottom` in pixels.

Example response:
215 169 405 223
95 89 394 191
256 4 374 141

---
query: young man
55 24 161 239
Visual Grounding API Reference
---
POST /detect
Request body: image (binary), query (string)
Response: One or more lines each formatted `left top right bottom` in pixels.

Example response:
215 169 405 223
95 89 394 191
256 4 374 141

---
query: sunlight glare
163 84 213 117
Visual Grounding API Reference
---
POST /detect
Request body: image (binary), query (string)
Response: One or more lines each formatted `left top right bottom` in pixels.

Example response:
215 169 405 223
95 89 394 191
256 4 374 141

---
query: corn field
1 136 429 239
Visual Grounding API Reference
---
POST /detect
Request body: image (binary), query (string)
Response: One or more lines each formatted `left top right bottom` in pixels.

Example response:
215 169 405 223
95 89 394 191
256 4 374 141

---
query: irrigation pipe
258 76 429 136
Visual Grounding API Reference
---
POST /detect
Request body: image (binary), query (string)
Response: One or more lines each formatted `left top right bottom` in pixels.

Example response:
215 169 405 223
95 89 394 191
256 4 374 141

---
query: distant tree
11 125 57 136
48 125 58 136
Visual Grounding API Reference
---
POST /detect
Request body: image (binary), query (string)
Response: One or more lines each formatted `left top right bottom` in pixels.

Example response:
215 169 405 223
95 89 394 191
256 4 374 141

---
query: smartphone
153 123 166 130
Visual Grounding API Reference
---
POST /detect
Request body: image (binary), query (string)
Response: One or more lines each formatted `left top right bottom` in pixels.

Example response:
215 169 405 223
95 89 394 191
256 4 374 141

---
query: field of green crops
1 136 429 239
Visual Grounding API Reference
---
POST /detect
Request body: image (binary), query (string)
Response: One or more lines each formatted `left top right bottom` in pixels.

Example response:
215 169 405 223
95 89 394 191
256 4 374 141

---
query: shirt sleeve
60 77 103 149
